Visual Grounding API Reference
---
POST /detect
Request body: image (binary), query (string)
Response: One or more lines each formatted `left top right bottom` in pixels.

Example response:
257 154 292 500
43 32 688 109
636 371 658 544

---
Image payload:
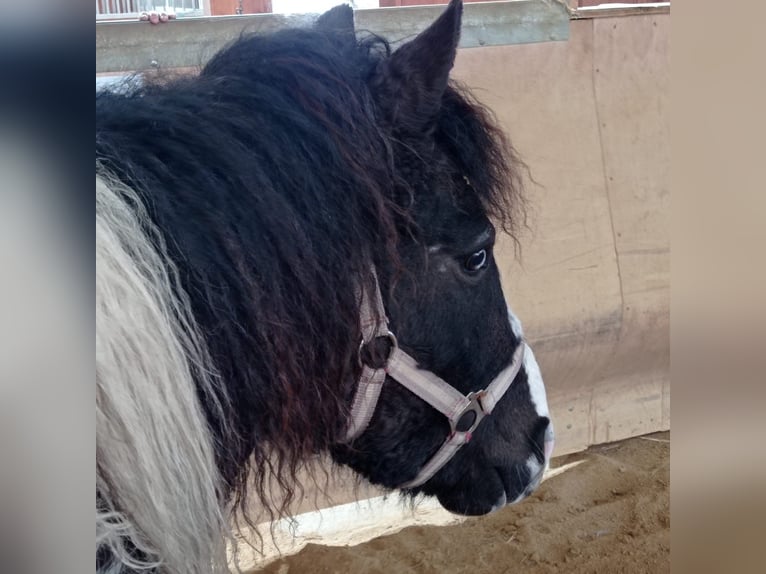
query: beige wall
454 14 670 456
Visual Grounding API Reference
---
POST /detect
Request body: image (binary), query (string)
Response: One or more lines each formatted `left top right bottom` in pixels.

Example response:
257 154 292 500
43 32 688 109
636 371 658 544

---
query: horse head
319 1 554 515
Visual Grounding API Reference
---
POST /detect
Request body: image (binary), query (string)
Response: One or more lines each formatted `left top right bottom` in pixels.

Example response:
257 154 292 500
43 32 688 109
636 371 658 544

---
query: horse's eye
464 249 488 273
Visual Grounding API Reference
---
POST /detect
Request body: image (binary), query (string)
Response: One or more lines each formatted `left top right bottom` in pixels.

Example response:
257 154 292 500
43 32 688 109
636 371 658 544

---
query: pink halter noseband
344 270 526 488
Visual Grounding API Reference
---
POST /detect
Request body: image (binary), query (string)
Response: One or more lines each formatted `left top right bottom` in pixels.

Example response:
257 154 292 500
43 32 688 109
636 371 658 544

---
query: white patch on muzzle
507 308 549 419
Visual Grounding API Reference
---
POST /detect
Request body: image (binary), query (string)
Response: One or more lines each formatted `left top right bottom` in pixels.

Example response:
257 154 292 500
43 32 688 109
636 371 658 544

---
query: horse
95 2 554 573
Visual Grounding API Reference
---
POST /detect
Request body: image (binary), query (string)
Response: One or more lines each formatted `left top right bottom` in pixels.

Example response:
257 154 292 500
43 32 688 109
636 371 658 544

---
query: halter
344 270 526 489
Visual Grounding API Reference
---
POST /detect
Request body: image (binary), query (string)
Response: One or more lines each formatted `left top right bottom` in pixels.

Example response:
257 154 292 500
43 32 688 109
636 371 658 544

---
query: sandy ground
258 431 670 574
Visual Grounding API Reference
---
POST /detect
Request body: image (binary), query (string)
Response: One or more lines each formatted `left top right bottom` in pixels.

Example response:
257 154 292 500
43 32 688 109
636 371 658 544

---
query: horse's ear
315 4 355 38
372 0 463 132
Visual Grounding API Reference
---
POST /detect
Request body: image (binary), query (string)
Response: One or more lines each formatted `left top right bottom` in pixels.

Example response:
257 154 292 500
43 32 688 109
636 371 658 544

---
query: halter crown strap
344 269 526 489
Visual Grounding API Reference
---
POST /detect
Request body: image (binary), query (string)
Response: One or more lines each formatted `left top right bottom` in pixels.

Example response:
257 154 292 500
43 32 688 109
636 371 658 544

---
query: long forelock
437 82 529 246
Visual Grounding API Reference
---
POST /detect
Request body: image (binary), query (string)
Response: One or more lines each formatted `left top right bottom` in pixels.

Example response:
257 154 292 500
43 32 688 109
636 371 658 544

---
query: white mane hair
96 167 231 574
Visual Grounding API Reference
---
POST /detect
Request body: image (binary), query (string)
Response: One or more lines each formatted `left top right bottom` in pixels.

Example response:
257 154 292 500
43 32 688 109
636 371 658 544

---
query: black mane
96 19 524 527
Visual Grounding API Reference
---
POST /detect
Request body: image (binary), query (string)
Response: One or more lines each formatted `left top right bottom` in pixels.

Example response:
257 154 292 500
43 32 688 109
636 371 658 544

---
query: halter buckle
450 390 488 436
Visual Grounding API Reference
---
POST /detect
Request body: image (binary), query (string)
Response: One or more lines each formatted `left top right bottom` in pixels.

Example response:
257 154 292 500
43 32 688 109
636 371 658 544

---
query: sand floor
259 431 670 574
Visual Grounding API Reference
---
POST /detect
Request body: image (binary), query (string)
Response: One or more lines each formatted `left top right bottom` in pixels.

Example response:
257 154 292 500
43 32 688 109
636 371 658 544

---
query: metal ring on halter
358 331 398 369
450 390 488 438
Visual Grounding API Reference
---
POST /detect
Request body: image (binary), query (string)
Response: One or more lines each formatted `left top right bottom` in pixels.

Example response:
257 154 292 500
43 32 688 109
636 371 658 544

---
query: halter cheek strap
344 270 526 489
